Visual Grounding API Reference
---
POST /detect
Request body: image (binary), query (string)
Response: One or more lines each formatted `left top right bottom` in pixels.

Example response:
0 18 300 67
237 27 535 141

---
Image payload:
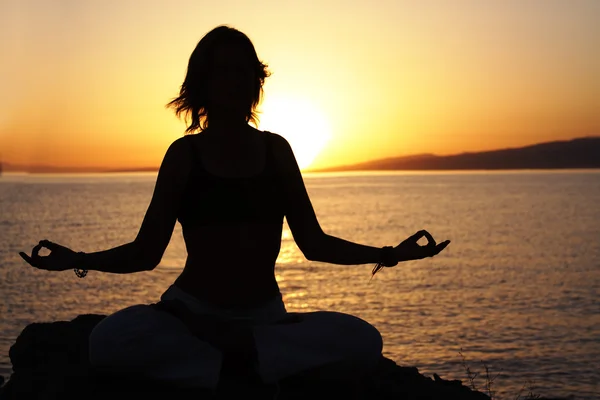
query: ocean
0 170 598 399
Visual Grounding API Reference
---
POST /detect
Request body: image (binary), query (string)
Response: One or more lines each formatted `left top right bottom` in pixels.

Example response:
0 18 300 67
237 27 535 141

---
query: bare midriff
174 222 283 308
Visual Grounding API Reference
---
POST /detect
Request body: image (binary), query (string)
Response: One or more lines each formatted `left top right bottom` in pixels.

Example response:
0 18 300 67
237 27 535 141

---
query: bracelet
74 252 88 278
380 246 398 267
371 246 397 280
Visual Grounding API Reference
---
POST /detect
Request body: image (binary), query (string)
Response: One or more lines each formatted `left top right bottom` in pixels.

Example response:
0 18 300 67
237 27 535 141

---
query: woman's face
207 44 255 115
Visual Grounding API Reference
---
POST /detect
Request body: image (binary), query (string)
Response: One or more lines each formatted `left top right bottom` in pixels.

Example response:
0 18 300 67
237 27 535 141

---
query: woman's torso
174 128 286 309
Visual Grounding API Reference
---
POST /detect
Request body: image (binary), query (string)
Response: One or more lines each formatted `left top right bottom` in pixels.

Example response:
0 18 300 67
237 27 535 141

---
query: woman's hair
167 25 270 133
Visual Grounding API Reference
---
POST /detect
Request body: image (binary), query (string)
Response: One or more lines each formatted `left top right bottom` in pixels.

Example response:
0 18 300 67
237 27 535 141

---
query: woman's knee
278 311 382 381
339 312 382 357
309 311 383 359
330 312 382 376
88 304 156 366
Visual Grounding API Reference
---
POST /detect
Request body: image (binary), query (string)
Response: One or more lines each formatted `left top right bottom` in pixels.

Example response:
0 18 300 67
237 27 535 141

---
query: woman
19 25 450 391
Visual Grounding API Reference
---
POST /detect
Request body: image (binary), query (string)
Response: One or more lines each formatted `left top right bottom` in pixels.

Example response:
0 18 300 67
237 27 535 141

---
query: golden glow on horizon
259 95 331 170
0 1 598 171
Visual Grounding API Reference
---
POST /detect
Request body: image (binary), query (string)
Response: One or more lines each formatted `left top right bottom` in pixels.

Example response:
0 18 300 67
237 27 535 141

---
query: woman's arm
20 136 196 274
271 133 382 265
77 242 147 273
76 137 193 273
271 134 449 266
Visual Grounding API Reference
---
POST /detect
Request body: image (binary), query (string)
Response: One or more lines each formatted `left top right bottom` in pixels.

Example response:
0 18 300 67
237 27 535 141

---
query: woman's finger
39 240 61 252
31 244 43 258
407 230 436 248
416 230 438 246
19 252 36 266
407 230 428 243
431 240 451 256
438 240 450 249
421 231 437 247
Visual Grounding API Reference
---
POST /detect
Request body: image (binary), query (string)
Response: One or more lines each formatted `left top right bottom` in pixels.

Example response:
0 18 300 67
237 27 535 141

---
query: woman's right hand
19 240 83 272
394 230 450 262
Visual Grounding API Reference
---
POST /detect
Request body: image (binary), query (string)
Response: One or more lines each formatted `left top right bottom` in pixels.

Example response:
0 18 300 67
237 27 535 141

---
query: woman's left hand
19 240 82 272
394 230 450 262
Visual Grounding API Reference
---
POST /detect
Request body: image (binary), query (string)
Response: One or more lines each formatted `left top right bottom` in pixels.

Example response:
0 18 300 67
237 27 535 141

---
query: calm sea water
0 171 598 399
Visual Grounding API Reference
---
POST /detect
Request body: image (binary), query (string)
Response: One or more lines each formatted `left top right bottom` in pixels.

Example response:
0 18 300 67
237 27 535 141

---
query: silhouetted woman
20 25 450 391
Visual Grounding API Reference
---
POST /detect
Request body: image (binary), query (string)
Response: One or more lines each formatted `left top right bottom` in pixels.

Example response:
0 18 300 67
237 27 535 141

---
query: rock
0 314 494 400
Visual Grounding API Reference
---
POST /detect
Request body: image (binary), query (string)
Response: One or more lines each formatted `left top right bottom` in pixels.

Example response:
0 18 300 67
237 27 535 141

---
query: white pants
88 284 382 389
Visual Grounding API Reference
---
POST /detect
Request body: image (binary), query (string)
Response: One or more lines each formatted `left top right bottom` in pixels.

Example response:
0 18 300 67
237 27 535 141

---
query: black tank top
178 131 285 228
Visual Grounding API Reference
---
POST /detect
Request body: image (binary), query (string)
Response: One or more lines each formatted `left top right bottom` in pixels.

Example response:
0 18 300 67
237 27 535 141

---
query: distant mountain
311 137 600 172
3 137 599 174
1 163 158 174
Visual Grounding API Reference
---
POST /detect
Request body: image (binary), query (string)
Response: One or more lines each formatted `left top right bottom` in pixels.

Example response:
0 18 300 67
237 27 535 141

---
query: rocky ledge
0 314 536 399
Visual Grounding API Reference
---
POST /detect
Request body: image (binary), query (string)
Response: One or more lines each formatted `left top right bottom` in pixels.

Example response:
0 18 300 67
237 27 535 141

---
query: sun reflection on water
1 171 599 399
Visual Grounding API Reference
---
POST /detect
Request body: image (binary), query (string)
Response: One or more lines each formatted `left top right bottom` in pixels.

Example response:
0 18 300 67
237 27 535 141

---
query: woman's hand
394 230 450 262
19 240 82 272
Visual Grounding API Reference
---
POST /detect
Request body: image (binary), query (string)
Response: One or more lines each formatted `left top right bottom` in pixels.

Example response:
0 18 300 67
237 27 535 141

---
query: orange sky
1 0 599 171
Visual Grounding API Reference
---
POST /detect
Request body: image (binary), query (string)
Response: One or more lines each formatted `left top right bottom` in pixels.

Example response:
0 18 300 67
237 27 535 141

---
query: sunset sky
1 0 599 171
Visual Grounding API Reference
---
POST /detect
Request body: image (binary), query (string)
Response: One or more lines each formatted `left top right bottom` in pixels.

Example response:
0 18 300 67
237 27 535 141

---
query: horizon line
2 135 598 174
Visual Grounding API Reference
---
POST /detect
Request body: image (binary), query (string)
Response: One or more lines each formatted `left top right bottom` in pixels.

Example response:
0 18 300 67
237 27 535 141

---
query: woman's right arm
21 137 193 274
80 137 193 273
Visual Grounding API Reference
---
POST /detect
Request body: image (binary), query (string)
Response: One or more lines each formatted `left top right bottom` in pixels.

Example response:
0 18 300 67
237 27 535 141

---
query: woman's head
167 25 270 133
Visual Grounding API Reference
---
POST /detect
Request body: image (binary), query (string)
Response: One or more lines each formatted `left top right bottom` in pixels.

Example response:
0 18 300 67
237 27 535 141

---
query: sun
258 95 331 170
